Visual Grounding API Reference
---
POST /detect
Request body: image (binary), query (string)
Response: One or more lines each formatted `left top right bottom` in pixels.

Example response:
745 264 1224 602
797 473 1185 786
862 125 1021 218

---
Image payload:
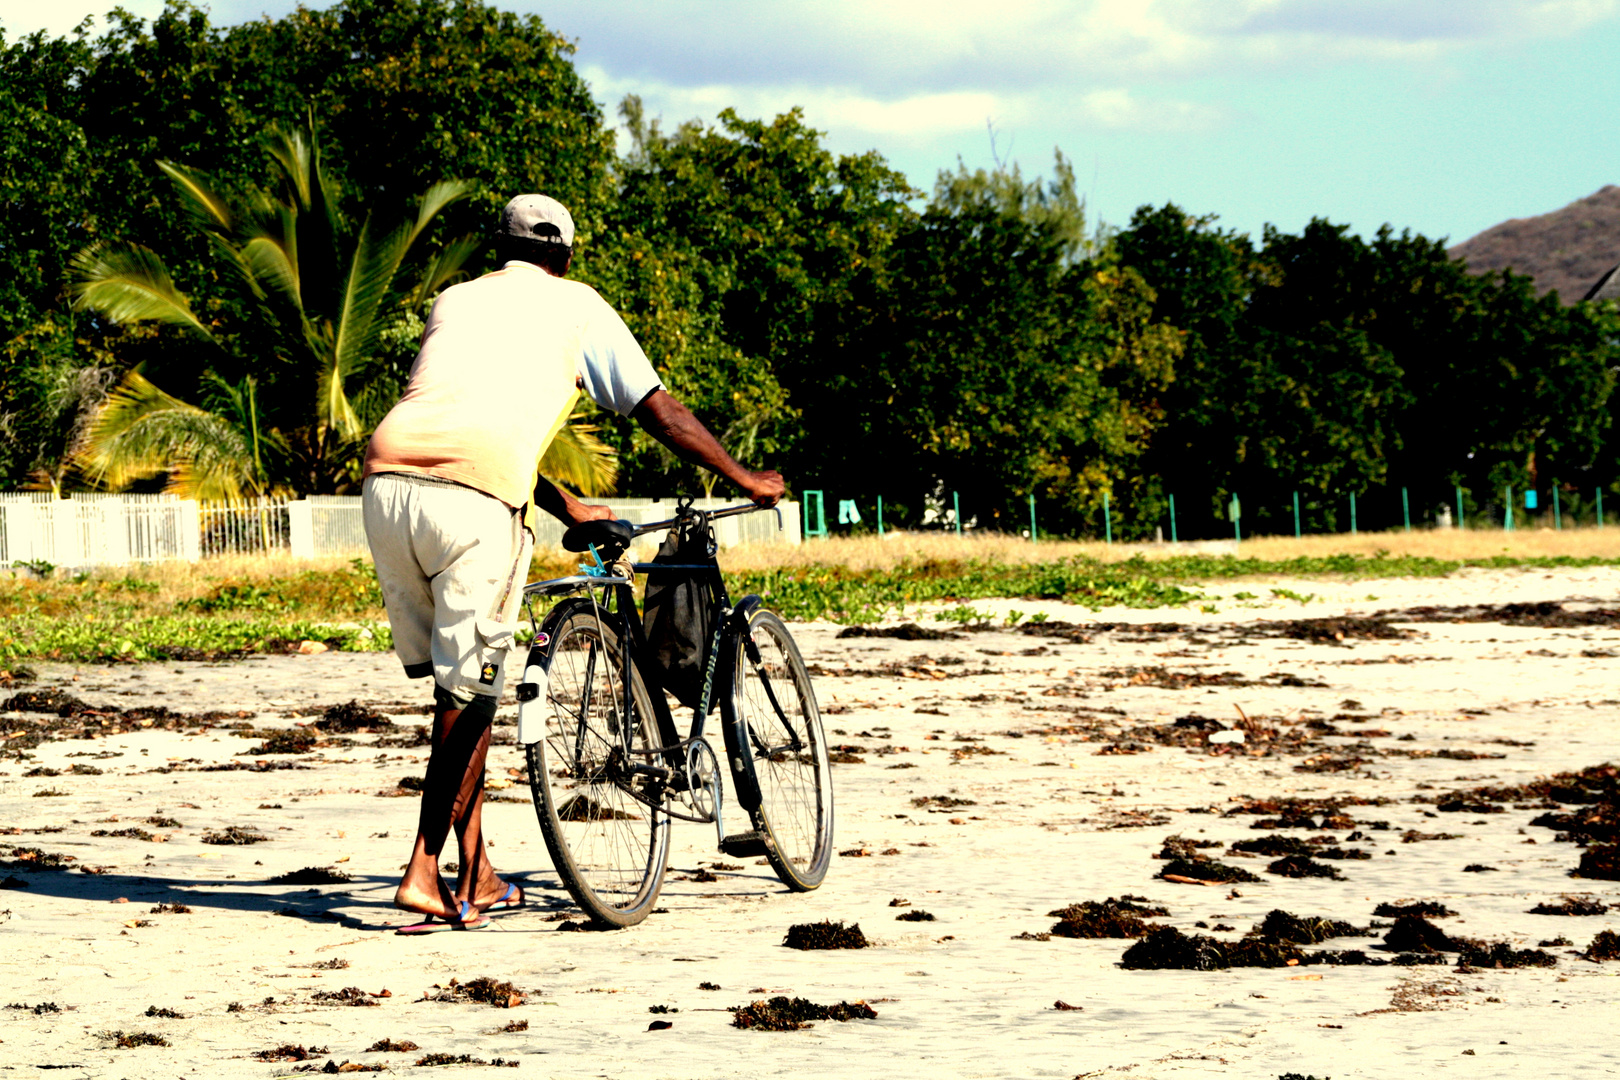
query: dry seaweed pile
1122 909 1381 970
1428 762 1620 881
268 866 352 885
1 689 255 759
1048 896 1168 938
1387 601 1620 628
783 921 868 950
424 977 525 1009
731 996 878 1031
836 624 961 641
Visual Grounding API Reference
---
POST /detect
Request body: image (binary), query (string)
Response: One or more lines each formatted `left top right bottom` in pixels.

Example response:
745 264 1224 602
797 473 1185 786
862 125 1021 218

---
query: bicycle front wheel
525 601 670 927
723 607 833 891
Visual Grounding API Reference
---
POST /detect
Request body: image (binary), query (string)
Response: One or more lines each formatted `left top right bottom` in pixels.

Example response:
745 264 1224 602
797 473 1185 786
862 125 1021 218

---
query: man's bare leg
445 711 514 909
394 689 498 919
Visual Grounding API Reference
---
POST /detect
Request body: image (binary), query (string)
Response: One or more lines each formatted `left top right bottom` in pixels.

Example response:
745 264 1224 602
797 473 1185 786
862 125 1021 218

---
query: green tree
588 102 914 494
817 158 1179 535
70 122 479 497
0 0 615 488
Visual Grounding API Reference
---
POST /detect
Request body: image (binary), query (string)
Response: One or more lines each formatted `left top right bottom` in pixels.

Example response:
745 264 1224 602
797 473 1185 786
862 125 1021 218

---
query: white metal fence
0 492 800 569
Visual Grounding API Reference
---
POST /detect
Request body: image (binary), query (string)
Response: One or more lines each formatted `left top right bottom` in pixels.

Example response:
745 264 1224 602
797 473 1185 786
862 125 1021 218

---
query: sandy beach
3 564 1619 1079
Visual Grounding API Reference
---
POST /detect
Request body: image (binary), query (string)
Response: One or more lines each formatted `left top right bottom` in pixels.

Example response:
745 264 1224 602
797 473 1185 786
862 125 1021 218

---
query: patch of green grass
0 615 390 663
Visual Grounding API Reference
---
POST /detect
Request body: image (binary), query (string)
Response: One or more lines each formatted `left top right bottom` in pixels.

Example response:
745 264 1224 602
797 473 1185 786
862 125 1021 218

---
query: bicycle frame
516 502 797 845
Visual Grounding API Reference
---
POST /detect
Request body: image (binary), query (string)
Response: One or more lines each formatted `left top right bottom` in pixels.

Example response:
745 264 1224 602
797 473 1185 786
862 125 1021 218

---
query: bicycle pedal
718 831 771 858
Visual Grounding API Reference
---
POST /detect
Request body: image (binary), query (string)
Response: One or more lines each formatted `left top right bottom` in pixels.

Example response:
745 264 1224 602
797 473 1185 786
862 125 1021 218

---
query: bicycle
513 501 833 927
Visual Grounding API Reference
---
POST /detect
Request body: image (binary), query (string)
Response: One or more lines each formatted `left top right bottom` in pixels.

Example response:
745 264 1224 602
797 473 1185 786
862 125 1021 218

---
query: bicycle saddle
561 518 636 553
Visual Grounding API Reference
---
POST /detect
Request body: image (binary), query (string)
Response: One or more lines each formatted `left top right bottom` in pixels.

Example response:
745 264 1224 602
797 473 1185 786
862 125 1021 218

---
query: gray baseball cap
497 194 574 246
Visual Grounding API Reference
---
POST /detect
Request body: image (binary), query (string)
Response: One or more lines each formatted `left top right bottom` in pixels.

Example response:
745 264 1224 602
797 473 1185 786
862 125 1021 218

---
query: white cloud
0 0 166 40
542 0 1618 94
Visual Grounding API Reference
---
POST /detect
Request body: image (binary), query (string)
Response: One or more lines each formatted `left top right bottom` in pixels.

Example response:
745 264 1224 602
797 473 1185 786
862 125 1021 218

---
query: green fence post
1553 486 1561 530
1350 492 1357 535
1230 493 1241 543
1028 493 1037 543
801 490 827 538
1402 487 1411 532
953 491 961 536
1456 485 1465 530
1103 491 1112 544
1504 486 1513 531
1169 493 1178 542
876 495 884 539
1599 488 1605 528
1293 490 1301 538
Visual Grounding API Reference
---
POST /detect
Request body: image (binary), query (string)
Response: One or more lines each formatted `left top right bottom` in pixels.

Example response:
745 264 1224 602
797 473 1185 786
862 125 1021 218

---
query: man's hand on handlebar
743 469 786 508
567 503 616 526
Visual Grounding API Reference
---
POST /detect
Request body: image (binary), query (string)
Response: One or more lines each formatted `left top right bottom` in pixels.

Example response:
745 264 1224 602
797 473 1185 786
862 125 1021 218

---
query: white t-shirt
364 262 661 511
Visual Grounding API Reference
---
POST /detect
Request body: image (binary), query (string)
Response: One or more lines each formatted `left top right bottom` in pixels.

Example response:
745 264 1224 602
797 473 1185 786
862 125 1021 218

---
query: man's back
366 263 605 510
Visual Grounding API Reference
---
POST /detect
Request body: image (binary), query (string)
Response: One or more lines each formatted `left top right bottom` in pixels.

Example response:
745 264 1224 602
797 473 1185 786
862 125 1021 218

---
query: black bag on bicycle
641 504 721 712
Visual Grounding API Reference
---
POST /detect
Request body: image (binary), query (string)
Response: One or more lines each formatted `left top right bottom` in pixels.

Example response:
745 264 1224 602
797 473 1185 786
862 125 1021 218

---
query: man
363 194 784 932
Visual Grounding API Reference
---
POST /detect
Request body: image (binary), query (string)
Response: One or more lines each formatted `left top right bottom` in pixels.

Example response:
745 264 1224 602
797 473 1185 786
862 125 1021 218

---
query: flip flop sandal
485 882 525 912
395 898 489 935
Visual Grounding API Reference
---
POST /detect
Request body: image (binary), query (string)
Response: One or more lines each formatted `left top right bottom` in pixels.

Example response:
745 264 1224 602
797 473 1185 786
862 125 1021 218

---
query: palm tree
70 121 620 499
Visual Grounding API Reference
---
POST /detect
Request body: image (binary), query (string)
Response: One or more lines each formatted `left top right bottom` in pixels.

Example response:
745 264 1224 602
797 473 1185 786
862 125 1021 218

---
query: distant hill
1448 185 1620 303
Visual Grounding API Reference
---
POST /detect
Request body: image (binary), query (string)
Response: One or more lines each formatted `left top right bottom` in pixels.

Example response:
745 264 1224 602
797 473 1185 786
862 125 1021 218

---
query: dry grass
720 525 1620 574
9 525 1618 609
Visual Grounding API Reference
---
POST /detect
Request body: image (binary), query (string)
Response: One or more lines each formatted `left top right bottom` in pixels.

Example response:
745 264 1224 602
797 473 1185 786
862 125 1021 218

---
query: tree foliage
1 0 1615 540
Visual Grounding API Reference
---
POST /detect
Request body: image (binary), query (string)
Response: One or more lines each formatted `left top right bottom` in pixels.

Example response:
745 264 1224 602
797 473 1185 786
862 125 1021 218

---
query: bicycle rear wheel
723 607 833 891
525 601 670 927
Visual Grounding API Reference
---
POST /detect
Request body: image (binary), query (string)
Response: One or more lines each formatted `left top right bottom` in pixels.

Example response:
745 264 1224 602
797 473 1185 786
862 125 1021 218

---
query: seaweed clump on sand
1049 897 1168 939
253 1044 329 1062
365 1039 420 1052
731 996 878 1031
1528 895 1609 916
1575 845 1620 881
1383 915 1462 953
895 910 935 922
319 701 392 732
1585 930 1620 960
106 1030 170 1048
1120 927 1304 970
1229 836 1314 858
245 729 317 755
1157 858 1260 884
1249 910 1369 945
836 624 960 641
1455 942 1558 969
427 977 525 1008
1267 855 1344 879
783 921 868 950
310 987 381 1007
1374 901 1456 918
2 846 73 870
268 866 352 885
201 826 267 845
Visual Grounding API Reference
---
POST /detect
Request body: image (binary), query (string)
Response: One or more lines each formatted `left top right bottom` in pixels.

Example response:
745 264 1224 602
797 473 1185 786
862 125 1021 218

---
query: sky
3 0 1618 246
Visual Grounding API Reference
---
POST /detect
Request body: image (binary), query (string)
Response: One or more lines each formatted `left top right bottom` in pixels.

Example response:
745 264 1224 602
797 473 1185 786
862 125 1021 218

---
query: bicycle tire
722 607 833 891
524 600 670 927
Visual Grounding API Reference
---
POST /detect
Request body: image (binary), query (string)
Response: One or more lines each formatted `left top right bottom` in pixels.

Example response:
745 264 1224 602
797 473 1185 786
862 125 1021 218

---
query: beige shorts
362 472 534 700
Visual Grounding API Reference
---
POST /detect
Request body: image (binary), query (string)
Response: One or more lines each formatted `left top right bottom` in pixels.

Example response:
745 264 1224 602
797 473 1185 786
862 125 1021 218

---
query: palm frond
263 127 315 211
242 224 303 313
321 216 411 439
411 233 482 307
401 180 475 251
157 160 232 231
69 245 216 340
540 414 619 496
72 371 258 499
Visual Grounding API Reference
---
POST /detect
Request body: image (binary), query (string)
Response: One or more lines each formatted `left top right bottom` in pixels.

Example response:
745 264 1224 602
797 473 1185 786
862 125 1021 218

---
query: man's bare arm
631 389 786 506
532 478 614 527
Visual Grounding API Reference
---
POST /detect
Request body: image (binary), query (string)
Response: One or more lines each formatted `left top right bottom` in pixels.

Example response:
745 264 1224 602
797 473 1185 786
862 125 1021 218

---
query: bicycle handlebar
631 502 781 537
